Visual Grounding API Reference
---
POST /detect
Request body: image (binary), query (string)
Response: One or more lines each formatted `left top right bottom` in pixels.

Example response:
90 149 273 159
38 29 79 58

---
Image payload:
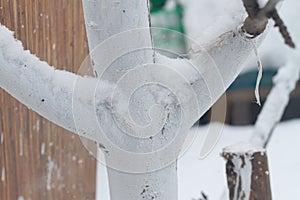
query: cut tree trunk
222 144 272 200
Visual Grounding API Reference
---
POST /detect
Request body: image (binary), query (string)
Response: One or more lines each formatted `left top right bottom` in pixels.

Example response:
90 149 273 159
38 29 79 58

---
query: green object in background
150 0 186 57
150 0 168 12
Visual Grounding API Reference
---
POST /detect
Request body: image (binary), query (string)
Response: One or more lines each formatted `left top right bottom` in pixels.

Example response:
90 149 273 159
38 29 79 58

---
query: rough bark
222 144 272 200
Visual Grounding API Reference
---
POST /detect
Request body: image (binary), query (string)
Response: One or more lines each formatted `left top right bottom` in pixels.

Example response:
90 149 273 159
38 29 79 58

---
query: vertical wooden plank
0 1 96 199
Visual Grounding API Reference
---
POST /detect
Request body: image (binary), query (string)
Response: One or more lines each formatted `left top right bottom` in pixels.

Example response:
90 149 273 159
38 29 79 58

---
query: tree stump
222 143 272 200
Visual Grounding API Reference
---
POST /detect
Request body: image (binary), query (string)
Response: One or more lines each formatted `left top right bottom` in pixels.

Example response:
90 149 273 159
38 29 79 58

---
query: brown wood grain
222 149 272 200
0 1 97 199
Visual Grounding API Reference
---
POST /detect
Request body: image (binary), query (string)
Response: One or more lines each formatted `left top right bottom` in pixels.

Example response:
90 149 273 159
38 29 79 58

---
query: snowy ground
97 119 300 200
178 119 300 200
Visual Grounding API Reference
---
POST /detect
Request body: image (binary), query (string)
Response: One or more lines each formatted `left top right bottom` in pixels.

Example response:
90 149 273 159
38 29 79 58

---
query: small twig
268 10 296 48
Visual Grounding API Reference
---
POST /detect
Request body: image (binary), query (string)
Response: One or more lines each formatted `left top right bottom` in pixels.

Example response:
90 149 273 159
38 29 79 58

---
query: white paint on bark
0 0 270 199
80 0 265 197
81 0 179 199
0 25 115 140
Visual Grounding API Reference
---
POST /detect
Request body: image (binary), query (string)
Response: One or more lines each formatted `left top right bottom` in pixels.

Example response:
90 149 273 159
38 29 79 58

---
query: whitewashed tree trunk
81 0 267 199
81 0 179 199
0 1 270 199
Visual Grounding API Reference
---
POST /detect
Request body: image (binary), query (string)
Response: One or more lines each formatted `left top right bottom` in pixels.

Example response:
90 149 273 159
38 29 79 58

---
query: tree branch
0 25 111 140
0 22 268 158
269 9 295 48
242 0 295 48
250 51 300 147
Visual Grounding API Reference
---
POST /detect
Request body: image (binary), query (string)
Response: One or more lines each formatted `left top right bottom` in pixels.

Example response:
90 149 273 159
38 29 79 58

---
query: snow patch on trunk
232 153 252 200
223 143 265 200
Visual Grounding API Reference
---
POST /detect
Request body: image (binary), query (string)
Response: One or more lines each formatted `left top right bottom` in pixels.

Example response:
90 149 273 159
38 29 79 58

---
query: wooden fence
0 1 97 199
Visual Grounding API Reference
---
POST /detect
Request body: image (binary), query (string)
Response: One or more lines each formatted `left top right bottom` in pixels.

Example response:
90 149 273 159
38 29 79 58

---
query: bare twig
269 10 296 48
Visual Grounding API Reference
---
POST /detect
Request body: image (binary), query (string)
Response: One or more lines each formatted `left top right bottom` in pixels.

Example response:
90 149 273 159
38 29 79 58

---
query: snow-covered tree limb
250 50 300 147
0 1 268 149
0 25 78 133
0 24 118 141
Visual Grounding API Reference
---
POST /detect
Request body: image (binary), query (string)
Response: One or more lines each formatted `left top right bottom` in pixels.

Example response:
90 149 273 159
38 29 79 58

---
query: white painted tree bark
81 0 266 199
0 0 269 199
0 25 78 134
81 0 179 199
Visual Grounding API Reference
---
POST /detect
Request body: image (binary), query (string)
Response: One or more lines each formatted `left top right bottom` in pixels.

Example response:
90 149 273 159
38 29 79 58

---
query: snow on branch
0 0 271 147
187 28 267 119
0 25 268 143
0 24 113 139
251 50 300 147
